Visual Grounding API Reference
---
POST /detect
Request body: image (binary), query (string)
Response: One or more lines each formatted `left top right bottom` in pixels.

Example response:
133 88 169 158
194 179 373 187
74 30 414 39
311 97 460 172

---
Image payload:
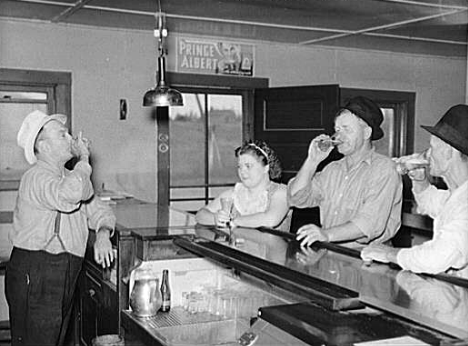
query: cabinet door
97 283 119 335
79 271 101 346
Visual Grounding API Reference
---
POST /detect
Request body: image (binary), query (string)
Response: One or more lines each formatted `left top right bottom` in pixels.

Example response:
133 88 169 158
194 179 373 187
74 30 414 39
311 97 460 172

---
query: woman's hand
215 209 231 228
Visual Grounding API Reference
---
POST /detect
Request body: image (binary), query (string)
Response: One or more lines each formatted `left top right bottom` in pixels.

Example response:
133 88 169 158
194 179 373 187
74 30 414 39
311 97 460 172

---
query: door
254 84 341 232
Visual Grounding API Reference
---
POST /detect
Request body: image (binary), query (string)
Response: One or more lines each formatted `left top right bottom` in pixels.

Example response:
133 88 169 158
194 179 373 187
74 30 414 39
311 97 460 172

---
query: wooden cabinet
77 245 119 346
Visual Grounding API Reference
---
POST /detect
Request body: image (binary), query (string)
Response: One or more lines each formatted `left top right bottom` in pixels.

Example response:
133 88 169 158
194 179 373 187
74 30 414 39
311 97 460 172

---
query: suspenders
43 211 67 252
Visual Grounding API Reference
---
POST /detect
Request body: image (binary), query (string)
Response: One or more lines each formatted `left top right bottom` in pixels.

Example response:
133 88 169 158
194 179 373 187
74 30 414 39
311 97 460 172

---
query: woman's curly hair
235 140 282 181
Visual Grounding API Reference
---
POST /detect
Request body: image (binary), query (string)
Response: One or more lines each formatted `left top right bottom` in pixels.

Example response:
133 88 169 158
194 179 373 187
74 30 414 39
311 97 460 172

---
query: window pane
170 186 206 212
0 91 47 101
209 186 232 200
207 94 242 185
0 102 48 180
170 93 206 186
374 108 394 157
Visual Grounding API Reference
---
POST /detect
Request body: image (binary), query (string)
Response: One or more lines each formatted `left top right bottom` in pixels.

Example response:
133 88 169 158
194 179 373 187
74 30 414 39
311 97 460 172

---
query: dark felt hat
421 104 468 156
342 96 384 140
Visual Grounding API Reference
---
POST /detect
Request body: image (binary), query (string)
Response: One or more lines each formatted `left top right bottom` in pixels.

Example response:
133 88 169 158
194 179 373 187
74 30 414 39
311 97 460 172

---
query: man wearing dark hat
362 104 468 277
289 96 402 248
6 110 116 346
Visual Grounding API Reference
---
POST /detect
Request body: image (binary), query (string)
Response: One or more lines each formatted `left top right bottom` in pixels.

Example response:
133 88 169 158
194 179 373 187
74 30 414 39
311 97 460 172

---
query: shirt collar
339 147 375 170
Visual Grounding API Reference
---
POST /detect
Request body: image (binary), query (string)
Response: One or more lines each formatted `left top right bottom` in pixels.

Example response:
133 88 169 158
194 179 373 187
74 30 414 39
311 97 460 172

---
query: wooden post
156 106 170 229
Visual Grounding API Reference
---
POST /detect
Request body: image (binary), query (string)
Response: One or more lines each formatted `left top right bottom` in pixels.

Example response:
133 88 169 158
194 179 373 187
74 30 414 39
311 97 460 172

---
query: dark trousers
5 247 83 346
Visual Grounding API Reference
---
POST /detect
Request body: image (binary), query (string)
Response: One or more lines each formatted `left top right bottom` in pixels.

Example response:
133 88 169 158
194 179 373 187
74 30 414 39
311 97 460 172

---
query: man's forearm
289 158 319 195
97 225 113 238
326 222 365 243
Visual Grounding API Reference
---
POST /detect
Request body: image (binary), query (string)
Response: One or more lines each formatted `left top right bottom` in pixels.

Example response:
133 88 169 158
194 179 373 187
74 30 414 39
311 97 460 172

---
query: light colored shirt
397 181 468 277
288 149 402 247
10 160 116 258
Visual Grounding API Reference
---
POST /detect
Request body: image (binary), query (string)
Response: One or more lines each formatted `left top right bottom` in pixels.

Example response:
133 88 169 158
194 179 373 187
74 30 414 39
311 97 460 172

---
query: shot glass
317 133 342 152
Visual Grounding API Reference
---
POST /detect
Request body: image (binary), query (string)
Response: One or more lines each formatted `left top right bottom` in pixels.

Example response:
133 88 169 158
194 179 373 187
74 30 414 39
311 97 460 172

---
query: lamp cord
156 0 165 56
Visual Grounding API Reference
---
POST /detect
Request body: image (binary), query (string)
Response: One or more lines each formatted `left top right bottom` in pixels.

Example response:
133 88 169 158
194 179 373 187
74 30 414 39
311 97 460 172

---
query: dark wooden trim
155 107 170 228
167 72 268 89
0 68 72 117
0 68 71 85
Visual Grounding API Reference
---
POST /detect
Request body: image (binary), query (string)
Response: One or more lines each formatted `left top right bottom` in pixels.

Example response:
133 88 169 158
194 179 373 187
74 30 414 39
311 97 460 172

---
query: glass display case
118 224 468 346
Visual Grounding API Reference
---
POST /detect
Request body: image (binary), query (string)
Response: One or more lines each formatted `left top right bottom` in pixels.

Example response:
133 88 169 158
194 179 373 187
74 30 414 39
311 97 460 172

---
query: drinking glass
395 150 430 175
219 197 234 229
317 133 342 152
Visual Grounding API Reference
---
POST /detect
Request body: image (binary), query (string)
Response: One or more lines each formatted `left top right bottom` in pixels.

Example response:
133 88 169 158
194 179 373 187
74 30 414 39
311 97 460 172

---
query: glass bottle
160 269 171 312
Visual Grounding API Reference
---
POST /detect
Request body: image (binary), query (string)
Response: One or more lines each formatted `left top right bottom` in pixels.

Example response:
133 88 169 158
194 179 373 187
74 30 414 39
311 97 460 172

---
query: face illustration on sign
217 43 241 73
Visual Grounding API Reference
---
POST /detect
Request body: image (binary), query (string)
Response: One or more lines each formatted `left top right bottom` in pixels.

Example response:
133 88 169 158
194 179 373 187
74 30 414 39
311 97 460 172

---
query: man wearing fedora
289 96 402 248
362 104 468 277
6 110 116 346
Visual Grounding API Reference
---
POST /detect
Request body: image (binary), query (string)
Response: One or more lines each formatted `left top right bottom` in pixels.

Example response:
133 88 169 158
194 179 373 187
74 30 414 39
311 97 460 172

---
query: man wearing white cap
5 110 116 346
362 104 468 277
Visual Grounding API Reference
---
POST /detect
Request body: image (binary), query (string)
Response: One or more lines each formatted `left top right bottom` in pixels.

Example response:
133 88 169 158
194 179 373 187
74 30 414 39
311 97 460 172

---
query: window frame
0 68 71 190
341 88 416 157
166 73 268 209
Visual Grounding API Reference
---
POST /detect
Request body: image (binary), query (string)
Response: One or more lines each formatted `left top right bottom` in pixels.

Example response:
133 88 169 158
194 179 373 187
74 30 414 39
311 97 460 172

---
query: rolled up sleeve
397 209 468 274
25 162 94 213
86 198 116 236
413 185 449 218
287 173 324 209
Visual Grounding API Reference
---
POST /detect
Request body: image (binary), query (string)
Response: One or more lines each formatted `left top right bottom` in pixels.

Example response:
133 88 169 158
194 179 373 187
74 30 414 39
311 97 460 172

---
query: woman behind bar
196 140 291 232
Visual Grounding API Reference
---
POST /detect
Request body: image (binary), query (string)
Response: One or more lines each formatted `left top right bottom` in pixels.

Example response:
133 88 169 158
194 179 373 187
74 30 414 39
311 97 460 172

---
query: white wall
1 19 466 202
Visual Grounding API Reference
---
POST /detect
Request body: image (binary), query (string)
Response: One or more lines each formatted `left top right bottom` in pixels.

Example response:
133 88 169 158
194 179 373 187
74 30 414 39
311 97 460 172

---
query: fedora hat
421 104 468 156
17 110 67 165
341 96 384 140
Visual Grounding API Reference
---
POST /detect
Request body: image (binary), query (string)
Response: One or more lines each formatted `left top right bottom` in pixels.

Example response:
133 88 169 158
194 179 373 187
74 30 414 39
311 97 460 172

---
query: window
164 73 268 212
0 69 71 190
169 91 243 211
0 90 49 182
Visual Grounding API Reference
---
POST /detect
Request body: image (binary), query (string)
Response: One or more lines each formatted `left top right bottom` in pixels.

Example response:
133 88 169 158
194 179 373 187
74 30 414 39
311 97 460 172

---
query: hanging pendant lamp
143 10 183 107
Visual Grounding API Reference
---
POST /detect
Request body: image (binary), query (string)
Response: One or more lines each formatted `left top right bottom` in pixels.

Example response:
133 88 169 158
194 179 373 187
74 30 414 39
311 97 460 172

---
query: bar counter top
124 223 468 342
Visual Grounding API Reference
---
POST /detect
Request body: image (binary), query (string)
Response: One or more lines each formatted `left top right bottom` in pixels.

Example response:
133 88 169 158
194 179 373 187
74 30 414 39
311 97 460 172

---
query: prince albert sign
177 37 254 77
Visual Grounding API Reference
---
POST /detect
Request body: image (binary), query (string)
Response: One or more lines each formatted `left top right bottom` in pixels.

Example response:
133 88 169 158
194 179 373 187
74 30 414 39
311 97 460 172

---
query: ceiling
1 0 467 57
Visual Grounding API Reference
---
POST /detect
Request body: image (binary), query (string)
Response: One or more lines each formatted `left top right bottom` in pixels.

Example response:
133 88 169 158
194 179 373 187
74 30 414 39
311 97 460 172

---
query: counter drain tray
143 308 225 328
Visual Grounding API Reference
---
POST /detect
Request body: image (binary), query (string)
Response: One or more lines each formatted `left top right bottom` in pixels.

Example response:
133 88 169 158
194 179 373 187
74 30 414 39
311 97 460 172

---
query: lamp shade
143 85 183 107
143 55 183 107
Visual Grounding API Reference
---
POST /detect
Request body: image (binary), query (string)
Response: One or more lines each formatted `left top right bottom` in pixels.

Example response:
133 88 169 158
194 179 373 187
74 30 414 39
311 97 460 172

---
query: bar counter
117 223 468 346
